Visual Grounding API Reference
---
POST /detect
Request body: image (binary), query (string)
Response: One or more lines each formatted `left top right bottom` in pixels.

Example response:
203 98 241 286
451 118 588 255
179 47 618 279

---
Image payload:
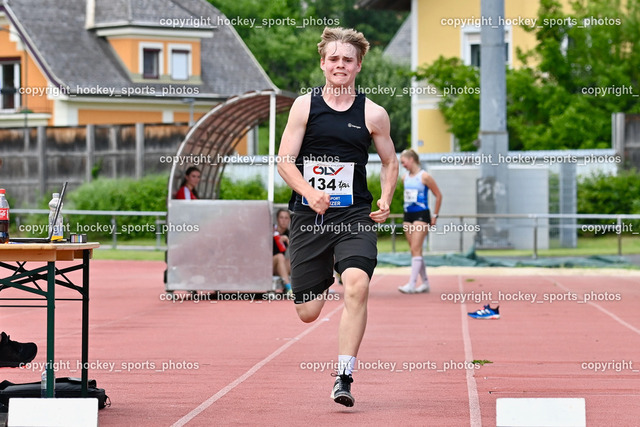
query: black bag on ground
0 377 110 412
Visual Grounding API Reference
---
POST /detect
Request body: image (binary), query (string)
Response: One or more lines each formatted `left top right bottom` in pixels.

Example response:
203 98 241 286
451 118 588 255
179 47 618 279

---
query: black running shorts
289 205 377 304
403 209 431 224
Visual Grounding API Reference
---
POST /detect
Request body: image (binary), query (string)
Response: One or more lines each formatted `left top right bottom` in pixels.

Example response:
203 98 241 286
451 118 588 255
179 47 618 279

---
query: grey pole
477 0 510 247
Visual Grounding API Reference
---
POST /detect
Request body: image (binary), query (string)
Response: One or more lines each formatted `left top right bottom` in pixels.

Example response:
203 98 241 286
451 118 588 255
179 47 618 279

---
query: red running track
0 261 639 426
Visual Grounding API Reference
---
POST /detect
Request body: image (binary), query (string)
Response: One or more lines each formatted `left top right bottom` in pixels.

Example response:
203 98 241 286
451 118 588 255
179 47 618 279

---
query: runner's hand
305 189 330 215
370 199 390 223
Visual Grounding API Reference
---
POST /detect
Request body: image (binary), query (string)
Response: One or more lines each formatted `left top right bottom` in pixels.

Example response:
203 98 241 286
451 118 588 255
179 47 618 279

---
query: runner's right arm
277 95 331 215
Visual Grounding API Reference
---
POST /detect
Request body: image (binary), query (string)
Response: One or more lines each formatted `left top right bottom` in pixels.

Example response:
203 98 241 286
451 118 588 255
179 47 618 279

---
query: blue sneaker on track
468 304 500 319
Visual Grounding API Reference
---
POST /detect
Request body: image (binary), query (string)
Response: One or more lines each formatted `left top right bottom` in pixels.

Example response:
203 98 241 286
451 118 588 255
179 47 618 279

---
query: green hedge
218 176 291 203
62 175 168 241
38 175 293 242
367 173 405 216
218 174 406 215
23 167 635 242
577 169 640 235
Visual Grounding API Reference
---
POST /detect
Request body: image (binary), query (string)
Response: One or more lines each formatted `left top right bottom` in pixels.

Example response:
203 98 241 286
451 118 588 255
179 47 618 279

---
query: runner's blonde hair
401 149 420 166
317 27 370 62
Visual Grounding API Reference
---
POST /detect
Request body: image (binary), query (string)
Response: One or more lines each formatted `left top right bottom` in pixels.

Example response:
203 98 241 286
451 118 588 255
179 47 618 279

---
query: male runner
277 27 398 407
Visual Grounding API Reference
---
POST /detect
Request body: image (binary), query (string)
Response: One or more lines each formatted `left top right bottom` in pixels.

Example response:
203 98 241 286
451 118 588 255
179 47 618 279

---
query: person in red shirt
175 167 201 200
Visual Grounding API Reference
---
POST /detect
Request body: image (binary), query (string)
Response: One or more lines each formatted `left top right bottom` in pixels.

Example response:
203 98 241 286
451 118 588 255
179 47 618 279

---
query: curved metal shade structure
168 90 296 200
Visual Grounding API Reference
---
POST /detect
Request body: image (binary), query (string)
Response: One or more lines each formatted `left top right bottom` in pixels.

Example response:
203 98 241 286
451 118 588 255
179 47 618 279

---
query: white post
267 93 276 203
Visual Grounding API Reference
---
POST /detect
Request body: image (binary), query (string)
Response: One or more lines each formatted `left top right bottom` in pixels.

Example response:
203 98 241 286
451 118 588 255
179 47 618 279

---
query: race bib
404 189 418 204
302 161 354 208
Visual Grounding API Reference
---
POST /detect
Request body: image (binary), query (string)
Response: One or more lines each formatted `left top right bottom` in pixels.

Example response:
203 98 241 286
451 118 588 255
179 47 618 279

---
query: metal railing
11 209 167 250
387 213 640 258
10 209 639 257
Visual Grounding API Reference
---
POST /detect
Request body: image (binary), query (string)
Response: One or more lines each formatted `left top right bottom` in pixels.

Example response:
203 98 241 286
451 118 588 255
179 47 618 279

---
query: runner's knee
296 301 324 323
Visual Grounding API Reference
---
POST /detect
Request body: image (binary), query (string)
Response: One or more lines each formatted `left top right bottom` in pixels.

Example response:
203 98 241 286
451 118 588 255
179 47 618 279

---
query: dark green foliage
210 0 408 91
415 57 480 151
309 0 408 49
218 176 292 204
91 159 103 180
65 175 168 240
414 0 640 151
210 0 410 153
219 174 407 218
367 173 404 217
218 176 267 200
354 48 412 152
577 170 640 233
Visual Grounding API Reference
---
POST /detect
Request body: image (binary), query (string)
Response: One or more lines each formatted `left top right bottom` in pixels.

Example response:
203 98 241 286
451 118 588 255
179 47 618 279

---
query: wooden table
0 243 99 397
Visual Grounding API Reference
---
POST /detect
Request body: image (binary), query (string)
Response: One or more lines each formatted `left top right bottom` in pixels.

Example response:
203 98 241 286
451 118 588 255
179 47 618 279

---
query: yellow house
362 0 571 153
0 0 275 154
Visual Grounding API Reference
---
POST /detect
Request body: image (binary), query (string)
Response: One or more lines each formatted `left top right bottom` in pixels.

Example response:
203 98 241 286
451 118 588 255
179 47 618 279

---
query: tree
414 0 640 152
310 0 408 48
210 0 408 92
413 57 480 151
577 170 640 229
210 0 411 152
356 49 411 152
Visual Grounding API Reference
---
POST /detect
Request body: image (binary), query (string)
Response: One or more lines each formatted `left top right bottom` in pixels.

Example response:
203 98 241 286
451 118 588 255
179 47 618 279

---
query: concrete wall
427 166 479 252
426 165 549 251
507 166 549 250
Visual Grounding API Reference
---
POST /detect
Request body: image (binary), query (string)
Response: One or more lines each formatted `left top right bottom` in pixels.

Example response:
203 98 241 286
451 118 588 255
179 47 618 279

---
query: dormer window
170 48 190 80
0 60 20 110
143 48 160 79
137 42 193 81
140 43 163 79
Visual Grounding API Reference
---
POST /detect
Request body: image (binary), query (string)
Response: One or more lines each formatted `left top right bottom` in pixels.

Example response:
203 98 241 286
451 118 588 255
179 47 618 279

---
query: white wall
507 166 549 250
427 166 479 252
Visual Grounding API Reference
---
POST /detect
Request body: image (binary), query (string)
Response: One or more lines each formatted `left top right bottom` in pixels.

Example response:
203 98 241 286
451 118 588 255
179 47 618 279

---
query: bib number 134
302 161 354 208
308 176 336 191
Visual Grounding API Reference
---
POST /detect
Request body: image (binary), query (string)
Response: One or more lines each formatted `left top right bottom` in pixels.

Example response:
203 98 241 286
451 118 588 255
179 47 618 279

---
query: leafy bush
577 170 640 234
218 176 291 204
66 175 168 241
367 174 405 218
414 0 640 151
16 173 412 241
220 174 407 217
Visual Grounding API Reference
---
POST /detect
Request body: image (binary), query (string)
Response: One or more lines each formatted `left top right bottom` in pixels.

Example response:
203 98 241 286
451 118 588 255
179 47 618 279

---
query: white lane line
171 303 344 427
551 278 640 336
459 276 483 427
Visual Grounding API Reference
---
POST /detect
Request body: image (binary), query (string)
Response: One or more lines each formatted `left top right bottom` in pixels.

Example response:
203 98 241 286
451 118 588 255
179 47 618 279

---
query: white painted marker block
496 398 586 427
8 398 98 427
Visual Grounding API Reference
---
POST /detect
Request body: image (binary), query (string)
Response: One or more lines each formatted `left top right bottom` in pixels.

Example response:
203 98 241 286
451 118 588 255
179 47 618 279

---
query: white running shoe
398 283 415 294
415 283 430 293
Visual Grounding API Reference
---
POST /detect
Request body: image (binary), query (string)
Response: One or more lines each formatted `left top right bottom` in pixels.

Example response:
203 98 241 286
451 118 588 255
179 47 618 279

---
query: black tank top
289 87 373 212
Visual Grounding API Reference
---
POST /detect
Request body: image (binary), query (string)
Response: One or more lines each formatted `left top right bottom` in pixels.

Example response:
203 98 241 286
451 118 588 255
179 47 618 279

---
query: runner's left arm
367 101 398 223
423 172 442 225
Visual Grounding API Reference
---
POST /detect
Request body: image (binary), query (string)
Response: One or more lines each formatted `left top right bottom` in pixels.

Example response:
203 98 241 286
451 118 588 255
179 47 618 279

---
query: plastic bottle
0 189 9 243
48 192 64 241
40 369 55 397
40 370 47 397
